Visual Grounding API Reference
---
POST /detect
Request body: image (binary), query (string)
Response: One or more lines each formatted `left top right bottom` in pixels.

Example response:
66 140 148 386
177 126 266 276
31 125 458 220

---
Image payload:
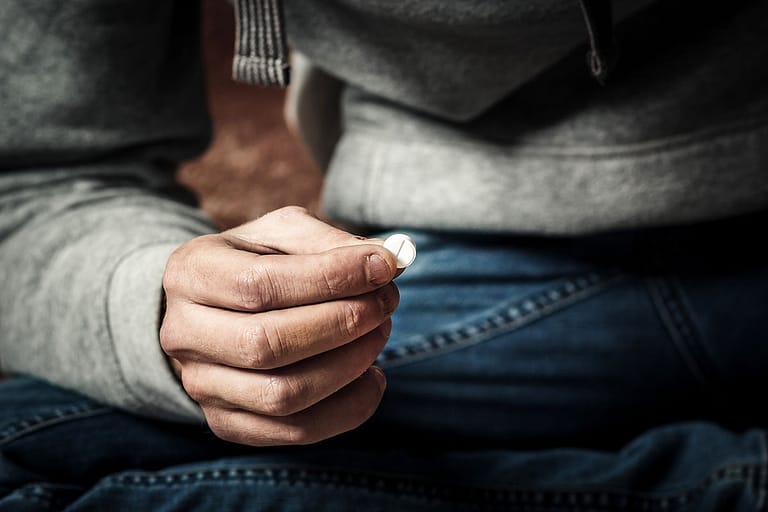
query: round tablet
383 234 417 269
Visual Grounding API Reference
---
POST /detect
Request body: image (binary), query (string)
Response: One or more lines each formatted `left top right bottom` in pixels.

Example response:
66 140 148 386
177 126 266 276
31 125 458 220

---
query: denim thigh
2 213 767 511
371 221 768 449
0 378 766 511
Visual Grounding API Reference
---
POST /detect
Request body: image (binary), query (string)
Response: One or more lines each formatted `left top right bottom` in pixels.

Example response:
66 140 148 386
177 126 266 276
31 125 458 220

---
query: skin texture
160 206 400 446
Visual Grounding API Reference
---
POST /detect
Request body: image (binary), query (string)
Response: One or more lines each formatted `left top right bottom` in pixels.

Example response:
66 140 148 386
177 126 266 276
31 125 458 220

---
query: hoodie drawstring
232 0 290 87
578 0 617 85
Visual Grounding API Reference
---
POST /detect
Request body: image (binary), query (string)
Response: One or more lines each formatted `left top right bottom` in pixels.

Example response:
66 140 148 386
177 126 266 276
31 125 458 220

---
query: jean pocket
377 269 626 368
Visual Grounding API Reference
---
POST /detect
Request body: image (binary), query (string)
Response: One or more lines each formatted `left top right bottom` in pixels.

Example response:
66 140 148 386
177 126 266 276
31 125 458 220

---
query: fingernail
367 254 392 286
370 366 387 391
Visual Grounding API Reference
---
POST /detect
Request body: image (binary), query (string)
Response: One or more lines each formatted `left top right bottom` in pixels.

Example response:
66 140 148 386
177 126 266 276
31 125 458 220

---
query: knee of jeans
0 377 111 485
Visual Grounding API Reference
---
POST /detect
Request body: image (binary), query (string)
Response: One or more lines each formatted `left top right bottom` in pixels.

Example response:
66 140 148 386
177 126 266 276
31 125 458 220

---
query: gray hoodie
282 0 768 234
1 0 766 421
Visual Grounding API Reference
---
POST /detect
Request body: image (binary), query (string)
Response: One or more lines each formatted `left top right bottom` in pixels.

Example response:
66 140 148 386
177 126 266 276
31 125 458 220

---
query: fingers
164 237 398 312
162 285 399 369
180 322 390 416
204 367 387 446
161 206 402 447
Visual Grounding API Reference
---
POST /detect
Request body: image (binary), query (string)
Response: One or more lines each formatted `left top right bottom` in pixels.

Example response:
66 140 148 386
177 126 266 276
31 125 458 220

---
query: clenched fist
160 206 400 446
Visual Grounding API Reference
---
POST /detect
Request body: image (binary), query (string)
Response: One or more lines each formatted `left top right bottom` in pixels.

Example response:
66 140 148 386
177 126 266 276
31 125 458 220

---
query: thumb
225 206 381 255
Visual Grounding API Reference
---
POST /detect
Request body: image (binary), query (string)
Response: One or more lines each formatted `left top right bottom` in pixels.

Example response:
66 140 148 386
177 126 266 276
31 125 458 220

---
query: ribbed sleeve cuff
108 242 204 423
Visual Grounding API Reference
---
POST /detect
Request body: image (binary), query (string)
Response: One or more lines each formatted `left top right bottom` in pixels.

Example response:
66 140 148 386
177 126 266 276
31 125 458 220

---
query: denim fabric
1 212 767 511
371 216 768 450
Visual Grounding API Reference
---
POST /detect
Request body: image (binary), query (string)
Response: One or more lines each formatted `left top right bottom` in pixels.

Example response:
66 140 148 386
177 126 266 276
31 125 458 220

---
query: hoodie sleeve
0 0 218 422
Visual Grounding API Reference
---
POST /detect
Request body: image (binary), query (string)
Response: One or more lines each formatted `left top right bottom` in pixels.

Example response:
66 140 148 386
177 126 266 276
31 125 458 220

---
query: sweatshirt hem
324 120 768 235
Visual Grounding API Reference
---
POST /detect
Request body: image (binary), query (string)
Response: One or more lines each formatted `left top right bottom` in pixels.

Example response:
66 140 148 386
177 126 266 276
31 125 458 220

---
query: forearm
0 165 213 422
0 0 215 421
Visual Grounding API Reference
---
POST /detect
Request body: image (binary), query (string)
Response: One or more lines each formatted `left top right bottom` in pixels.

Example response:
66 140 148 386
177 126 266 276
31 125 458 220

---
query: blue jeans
2 212 767 511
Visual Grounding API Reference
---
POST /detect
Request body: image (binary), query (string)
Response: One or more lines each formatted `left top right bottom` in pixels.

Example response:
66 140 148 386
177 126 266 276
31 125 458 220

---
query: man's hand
160 206 399 446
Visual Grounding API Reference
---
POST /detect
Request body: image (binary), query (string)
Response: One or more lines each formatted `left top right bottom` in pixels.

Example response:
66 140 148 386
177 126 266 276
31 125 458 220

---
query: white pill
383 233 417 269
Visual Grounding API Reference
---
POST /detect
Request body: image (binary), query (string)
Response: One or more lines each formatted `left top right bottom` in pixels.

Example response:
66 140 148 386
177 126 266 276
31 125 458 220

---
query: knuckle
210 426 239 444
235 266 273 310
181 372 208 405
338 301 365 339
158 305 196 356
284 424 321 445
259 376 305 416
162 251 185 294
237 321 281 369
158 318 180 354
205 409 265 447
163 236 213 293
318 260 354 296
204 409 236 440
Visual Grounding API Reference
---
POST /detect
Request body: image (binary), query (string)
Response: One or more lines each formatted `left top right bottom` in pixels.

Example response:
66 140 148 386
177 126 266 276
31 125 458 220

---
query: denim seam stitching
100 462 764 509
1 483 84 509
377 270 625 367
0 404 111 446
646 276 722 398
2 487 51 508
